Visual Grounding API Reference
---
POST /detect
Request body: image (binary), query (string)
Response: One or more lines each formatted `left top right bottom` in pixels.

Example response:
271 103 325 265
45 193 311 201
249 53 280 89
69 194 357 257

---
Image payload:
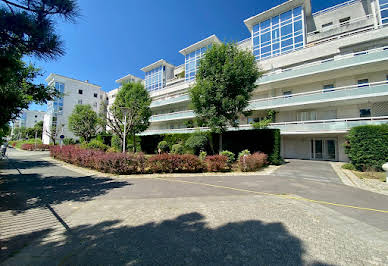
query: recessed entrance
311 138 337 161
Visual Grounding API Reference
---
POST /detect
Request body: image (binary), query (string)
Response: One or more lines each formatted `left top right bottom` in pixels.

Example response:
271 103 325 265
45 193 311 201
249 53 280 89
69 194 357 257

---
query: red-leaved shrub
21 143 50 151
148 153 204 173
239 152 268 172
205 155 230 172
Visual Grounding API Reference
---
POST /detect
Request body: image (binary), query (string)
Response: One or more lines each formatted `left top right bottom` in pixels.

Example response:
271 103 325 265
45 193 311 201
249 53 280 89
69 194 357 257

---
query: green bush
63 138 76 145
268 129 283 165
342 163 356 170
163 133 191 149
158 141 169 153
345 124 388 171
15 139 42 149
199 151 207 161
185 133 208 155
111 135 122 151
86 139 109 151
171 144 184 154
238 149 250 160
220 150 235 164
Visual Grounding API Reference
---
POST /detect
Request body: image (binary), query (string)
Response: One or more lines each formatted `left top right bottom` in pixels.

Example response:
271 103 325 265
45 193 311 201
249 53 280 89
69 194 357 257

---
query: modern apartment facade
13 110 46 129
125 0 388 162
42 74 107 144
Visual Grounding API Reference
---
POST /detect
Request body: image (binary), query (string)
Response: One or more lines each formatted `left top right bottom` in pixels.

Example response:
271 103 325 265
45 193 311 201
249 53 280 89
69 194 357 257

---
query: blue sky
29 0 346 111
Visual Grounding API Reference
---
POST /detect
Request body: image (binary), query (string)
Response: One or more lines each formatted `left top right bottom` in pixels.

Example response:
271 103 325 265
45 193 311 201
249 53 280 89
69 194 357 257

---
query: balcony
150 110 195 123
142 116 388 136
269 116 388 134
248 81 388 111
258 46 388 85
151 94 190 108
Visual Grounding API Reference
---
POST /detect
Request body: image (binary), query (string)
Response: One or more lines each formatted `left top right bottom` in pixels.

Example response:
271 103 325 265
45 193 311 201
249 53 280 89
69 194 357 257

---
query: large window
379 0 388 26
50 82 64 115
252 6 304 60
145 66 164 92
185 45 210 82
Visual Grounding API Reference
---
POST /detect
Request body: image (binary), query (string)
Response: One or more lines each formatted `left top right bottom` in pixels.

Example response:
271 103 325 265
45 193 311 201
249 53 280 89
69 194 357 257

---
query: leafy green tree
0 0 79 128
107 82 151 152
189 43 261 151
68 104 99 142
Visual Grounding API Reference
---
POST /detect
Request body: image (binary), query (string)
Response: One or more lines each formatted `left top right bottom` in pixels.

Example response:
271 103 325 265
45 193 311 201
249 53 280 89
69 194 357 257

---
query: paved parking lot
1 149 388 265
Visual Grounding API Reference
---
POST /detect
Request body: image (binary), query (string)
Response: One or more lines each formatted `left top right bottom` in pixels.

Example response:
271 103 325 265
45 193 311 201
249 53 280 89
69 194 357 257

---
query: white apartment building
13 110 46 129
42 74 107 144
126 0 388 162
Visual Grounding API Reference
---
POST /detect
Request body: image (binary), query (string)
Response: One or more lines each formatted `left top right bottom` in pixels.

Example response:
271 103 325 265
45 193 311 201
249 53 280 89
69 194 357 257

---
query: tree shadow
0 157 53 170
0 172 130 213
3 212 333 265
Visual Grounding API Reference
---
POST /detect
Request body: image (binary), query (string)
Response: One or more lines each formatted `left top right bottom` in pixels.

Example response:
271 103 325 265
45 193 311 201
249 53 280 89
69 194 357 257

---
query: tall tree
107 82 151 152
0 0 79 127
190 43 261 151
68 104 99 142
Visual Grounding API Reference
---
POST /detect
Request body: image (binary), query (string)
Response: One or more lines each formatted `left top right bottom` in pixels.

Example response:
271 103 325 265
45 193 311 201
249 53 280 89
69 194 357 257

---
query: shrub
171 144 184 154
342 163 356 170
185 133 208 155
158 141 169 153
86 139 109 151
148 154 204 173
63 138 76 145
21 143 50 151
15 139 42 149
220 150 235 165
239 152 268 172
21 143 34 151
199 151 207 161
345 125 388 171
111 135 122 151
238 149 250 160
205 155 230 172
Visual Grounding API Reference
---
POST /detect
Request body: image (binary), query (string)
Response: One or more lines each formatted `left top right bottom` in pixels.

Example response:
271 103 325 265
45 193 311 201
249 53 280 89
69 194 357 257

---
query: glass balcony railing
248 81 388 111
258 46 388 84
141 116 388 135
150 110 195 122
269 117 388 133
151 94 190 108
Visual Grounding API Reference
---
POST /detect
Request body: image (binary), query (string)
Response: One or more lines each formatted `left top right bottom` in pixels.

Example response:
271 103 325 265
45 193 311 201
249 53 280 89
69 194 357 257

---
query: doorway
310 138 337 161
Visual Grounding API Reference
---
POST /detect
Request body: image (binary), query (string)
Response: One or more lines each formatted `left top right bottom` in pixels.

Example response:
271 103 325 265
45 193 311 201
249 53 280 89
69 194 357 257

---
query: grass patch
351 170 386 182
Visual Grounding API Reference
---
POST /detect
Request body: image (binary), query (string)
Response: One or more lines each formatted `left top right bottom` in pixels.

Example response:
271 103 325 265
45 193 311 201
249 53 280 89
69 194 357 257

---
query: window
93 102 98 108
357 79 369 88
35 115 38 118
339 17 350 24
100 95 103 100
185 45 210 82
247 117 254 124
322 22 333 28
379 0 388 26
78 99 82 104
78 89 83 95
145 66 165 91
252 6 304 61
94 93 98 98
323 84 335 92
283 90 292 98
360 108 371 117
298 111 317 121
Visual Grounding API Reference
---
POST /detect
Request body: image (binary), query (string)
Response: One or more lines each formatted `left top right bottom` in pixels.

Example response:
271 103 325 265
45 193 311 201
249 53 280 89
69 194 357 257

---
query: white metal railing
312 0 360 16
307 14 373 37
166 77 185 86
270 116 388 126
249 80 388 105
261 45 388 78
151 109 194 119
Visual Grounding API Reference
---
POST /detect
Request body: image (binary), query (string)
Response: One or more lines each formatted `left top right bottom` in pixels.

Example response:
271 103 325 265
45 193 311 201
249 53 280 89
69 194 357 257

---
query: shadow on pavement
3 212 332 265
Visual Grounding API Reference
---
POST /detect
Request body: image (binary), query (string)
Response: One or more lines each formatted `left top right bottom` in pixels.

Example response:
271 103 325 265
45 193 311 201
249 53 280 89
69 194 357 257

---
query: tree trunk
219 133 223 152
132 133 136 153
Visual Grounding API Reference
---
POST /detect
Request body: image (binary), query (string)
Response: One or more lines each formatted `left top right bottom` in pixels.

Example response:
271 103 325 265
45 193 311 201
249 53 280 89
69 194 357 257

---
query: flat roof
244 0 311 32
141 59 175 73
179 35 221 56
45 73 101 88
115 73 143 84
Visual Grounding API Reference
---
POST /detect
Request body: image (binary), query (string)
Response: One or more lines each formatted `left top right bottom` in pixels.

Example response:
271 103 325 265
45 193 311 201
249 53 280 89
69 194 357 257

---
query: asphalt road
1 149 388 265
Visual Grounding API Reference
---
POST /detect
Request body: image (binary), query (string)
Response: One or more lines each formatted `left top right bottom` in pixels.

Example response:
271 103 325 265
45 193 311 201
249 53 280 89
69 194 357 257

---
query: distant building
13 110 46 129
42 74 107 144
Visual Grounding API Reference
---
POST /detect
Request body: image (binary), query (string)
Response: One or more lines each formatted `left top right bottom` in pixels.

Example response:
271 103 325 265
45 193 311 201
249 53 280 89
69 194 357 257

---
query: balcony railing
141 116 388 136
312 0 359 16
150 110 195 122
151 94 190 108
269 116 388 134
248 81 388 111
259 46 388 84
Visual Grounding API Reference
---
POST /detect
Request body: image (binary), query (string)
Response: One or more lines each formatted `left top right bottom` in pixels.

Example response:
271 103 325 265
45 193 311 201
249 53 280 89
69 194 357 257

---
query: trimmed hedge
239 152 268 172
140 129 282 164
345 124 388 171
21 143 50 151
205 155 230 172
148 154 204 173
